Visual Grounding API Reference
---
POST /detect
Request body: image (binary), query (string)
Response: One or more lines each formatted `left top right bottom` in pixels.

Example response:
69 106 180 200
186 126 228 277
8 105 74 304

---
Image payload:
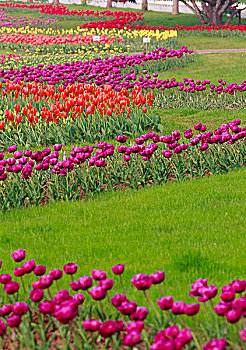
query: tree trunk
180 0 239 24
142 0 148 11
53 0 60 5
171 0 179 15
107 0 112 8
27 0 33 3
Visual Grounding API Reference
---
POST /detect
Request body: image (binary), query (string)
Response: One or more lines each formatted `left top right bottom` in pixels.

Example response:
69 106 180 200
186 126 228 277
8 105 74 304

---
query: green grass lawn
0 168 245 306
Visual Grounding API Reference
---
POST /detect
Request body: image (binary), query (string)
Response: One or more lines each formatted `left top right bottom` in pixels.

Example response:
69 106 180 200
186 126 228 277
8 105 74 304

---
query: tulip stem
47 288 53 300
56 280 60 292
192 317 202 350
158 285 165 296
119 275 126 294
20 276 27 298
99 300 108 319
143 291 160 320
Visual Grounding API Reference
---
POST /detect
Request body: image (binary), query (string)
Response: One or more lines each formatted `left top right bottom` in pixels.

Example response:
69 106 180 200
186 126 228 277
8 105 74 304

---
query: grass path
0 168 245 304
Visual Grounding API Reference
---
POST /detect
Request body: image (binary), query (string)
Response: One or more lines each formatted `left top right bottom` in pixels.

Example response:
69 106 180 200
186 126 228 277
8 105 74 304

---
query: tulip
171 301 186 315
69 281 80 291
38 300 54 315
49 269 63 280
90 286 107 300
0 274 12 284
241 329 246 342
30 289 44 302
78 276 92 290
98 279 114 290
111 294 127 307
176 329 193 344
34 265 46 276
150 271 165 284
83 319 101 332
0 319 6 336
131 273 152 290
4 281 20 294
117 301 137 315
214 302 231 316
231 280 246 293
98 320 118 338
184 303 200 316
123 331 141 347
225 309 241 323
11 249 26 262
7 315 22 328
14 267 25 277
63 263 78 275
130 306 149 320
0 304 12 316
111 264 125 275
22 260 36 274
204 339 227 350
92 269 107 281
158 296 173 310
73 293 85 305
12 302 29 315
7 145 17 153
40 275 53 289
125 318 144 333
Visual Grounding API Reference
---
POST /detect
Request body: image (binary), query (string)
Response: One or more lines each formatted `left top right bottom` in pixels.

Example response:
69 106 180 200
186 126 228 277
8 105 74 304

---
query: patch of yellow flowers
0 46 123 71
0 25 177 42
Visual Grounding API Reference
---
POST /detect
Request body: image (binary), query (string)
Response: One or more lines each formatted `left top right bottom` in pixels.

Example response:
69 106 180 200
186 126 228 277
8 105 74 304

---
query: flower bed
0 250 245 348
0 47 194 87
0 84 159 145
0 9 59 29
0 119 245 210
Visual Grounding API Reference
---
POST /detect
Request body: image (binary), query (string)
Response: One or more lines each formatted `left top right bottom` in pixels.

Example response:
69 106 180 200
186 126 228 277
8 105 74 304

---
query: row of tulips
0 47 126 72
0 120 245 210
0 25 178 53
2 2 246 36
0 83 160 145
0 33 126 54
0 9 59 29
0 3 143 25
0 250 245 348
0 47 194 87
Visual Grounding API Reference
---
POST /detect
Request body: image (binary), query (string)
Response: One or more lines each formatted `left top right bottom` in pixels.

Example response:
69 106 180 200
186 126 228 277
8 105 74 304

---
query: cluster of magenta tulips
0 119 245 211
0 249 245 349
